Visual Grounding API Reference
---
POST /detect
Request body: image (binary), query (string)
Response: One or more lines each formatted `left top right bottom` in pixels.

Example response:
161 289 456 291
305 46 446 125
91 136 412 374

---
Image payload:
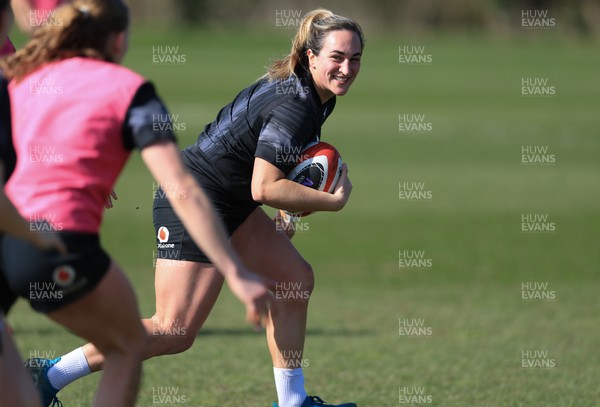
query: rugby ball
284 141 343 217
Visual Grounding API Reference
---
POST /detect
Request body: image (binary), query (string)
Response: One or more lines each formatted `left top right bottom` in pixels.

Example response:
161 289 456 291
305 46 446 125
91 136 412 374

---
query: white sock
47 347 91 390
273 367 307 407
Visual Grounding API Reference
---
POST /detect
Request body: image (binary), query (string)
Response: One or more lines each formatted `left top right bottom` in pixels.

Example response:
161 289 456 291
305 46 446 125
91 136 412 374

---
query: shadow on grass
199 327 373 337
13 325 373 338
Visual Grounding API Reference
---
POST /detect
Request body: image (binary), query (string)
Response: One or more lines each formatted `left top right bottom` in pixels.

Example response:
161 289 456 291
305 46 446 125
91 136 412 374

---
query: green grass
6 25 600 406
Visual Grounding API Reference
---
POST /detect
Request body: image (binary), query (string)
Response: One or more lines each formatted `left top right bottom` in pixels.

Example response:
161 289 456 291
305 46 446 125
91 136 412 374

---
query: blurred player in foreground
1 2 63 405
0 0 271 405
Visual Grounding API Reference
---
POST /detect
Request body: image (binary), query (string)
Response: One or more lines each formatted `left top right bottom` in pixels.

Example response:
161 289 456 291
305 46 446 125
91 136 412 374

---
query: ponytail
266 9 365 80
0 0 129 82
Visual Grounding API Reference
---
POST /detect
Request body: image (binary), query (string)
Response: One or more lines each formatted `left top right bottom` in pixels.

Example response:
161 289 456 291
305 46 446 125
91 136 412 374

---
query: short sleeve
255 102 316 174
122 82 177 150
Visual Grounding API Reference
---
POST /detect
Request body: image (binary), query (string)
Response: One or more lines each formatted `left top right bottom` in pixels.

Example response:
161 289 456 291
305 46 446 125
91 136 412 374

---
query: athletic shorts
153 170 258 264
0 229 111 313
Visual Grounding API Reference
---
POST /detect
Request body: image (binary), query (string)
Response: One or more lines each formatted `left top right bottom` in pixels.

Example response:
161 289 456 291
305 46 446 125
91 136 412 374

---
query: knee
299 260 315 295
149 316 195 355
274 260 315 303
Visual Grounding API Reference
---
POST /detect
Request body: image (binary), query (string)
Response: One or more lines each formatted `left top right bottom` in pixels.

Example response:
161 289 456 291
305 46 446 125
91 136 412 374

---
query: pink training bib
7 57 145 233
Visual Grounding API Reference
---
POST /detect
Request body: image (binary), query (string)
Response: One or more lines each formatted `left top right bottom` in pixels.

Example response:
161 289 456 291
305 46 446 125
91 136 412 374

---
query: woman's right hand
34 232 68 255
225 268 273 328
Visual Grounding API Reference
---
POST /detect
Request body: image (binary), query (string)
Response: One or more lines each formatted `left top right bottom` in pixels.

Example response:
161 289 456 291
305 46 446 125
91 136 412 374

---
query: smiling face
307 29 362 104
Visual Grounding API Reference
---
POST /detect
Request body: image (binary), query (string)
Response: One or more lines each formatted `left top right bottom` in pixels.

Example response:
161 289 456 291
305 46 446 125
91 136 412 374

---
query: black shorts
153 170 258 264
0 230 111 313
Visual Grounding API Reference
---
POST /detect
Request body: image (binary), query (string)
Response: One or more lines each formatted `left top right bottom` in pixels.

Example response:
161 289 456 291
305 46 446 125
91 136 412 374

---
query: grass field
7 24 600 406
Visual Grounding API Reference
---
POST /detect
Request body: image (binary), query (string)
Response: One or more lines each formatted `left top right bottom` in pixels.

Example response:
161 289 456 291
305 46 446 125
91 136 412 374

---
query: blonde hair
0 0 129 82
266 9 365 80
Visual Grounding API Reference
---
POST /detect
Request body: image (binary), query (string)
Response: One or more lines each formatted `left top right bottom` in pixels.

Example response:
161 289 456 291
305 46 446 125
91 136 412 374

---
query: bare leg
231 208 314 369
46 262 145 407
0 315 42 407
83 259 224 372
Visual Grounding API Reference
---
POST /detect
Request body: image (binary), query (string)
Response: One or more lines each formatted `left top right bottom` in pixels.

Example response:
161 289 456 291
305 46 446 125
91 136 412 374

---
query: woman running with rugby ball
36 8 363 407
0 0 271 406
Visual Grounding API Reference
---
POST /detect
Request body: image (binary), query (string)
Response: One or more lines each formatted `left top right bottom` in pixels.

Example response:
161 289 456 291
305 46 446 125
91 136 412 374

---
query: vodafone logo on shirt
157 226 174 249
53 265 76 287
157 226 169 242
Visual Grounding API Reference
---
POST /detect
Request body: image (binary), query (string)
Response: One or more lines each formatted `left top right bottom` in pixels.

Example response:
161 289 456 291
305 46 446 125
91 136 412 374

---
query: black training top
181 72 336 204
123 82 178 150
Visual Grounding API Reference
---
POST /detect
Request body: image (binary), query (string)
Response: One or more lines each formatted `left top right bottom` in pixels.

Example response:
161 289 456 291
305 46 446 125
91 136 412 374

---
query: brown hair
0 0 129 82
266 9 365 80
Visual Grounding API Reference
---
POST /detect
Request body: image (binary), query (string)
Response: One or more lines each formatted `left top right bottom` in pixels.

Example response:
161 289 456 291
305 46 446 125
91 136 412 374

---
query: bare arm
140 141 271 325
251 157 352 213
